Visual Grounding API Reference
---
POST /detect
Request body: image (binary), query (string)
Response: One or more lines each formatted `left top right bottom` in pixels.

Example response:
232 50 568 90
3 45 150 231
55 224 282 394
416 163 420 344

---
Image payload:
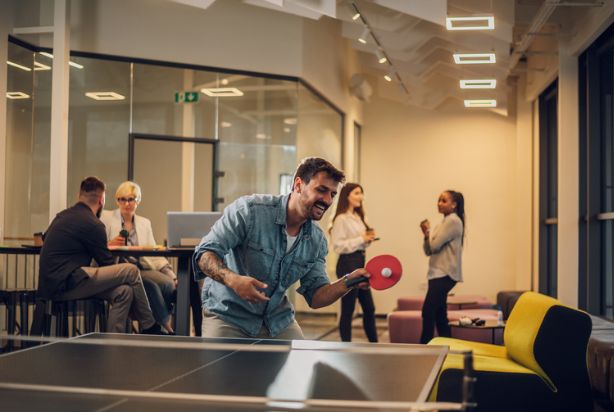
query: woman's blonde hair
115 181 142 203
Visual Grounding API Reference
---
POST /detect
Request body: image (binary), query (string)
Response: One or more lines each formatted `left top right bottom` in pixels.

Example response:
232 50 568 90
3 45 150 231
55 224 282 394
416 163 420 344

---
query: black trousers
420 275 457 344
336 251 378 342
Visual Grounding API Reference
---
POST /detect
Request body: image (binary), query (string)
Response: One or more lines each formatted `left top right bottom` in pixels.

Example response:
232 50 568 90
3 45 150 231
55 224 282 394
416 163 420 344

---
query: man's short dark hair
80 176 105 195
293 157 345 187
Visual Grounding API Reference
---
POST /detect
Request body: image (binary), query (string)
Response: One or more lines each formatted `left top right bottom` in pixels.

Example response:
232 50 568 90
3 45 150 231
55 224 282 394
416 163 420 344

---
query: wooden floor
296 313 389 343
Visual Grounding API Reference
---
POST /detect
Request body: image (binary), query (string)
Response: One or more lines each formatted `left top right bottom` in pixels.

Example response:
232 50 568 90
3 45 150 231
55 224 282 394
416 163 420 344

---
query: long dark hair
446 190 466 244
331 183 370 231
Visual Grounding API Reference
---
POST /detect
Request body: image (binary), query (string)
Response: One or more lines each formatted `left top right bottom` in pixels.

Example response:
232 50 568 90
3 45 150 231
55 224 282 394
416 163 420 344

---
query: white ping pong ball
381 267 392 278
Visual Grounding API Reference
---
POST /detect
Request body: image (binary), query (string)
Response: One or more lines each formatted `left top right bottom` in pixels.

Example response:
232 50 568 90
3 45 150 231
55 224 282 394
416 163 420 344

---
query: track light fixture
375 49 387 64
349 1 409 95
358 27 369 44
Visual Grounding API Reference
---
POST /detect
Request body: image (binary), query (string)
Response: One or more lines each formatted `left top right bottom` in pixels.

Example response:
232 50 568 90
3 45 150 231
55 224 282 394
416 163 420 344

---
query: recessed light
221 121 232 128
446 16 494 31
256 133 268 140
352 13 361 21
453 53 496 64
220 78 229 85
460 79 497 89
464 99 497 108
7 61 31 72
85 92 126 101
384 73 393 82
33 61 51 71
283 118 297 125
6 92 30 99
201 87 244 97
284 127 291 133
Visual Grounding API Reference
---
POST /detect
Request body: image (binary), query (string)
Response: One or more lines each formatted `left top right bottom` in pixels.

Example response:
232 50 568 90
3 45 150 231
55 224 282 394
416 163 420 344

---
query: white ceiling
138 0 613 115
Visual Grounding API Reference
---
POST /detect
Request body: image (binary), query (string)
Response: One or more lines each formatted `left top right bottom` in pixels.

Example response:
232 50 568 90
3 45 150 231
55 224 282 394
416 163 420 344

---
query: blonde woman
101 181 176 334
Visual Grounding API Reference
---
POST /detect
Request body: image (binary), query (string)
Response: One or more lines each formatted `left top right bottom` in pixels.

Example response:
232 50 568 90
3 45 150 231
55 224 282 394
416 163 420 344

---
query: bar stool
29 295 108 339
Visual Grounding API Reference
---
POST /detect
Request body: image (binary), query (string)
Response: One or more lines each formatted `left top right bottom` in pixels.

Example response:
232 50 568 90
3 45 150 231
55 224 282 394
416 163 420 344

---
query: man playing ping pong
194 157 371 339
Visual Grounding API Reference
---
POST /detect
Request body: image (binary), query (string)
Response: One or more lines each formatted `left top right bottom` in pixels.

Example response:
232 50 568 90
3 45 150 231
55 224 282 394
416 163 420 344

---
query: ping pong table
0 333 455 411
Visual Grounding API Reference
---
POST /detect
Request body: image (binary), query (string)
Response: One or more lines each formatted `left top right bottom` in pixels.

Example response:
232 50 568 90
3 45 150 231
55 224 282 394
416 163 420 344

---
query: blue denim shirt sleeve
192 197 251 280
296 234 330 306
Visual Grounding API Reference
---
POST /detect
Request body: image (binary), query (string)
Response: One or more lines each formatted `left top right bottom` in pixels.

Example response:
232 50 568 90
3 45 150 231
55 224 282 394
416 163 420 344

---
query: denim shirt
193 193 330 337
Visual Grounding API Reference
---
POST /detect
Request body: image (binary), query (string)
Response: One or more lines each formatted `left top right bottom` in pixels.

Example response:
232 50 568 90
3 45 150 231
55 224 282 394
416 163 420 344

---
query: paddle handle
345 275 368 288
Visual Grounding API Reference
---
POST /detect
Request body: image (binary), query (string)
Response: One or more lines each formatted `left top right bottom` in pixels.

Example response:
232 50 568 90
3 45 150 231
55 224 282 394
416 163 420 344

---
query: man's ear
293 177 303 193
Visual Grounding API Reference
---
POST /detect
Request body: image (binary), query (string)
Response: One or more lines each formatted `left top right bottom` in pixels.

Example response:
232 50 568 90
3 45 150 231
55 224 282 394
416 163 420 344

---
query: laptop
166 211 222 248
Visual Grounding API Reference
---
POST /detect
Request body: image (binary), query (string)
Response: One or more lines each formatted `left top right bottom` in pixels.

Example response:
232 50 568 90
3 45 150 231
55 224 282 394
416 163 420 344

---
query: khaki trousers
58 263 156 333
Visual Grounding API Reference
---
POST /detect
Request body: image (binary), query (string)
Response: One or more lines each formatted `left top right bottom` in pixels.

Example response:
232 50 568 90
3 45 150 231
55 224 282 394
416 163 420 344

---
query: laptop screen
166 211 222 248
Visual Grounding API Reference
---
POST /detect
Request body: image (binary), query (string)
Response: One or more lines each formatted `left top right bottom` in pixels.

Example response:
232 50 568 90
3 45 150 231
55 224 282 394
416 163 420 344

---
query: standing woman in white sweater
419 190 465 344
330 183 378 342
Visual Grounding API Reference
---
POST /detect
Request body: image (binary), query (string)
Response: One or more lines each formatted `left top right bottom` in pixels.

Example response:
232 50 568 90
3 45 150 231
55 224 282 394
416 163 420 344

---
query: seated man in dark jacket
38 176 163 334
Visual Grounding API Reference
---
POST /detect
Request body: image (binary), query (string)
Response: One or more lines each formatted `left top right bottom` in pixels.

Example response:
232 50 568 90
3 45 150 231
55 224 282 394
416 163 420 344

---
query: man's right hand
228 275 270 304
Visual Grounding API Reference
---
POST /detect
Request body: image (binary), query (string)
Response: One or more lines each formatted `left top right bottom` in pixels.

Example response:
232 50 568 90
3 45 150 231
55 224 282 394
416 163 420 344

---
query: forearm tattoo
199 252 230 285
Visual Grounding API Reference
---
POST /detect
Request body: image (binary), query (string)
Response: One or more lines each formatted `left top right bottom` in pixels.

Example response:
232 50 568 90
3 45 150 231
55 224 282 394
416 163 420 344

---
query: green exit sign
174 91 199 103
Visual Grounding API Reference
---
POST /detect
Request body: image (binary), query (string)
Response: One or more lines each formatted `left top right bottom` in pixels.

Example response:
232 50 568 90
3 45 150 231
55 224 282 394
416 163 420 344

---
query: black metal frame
538 79 558 298
8 34 347 171
579 22 614 314
128 133 219 211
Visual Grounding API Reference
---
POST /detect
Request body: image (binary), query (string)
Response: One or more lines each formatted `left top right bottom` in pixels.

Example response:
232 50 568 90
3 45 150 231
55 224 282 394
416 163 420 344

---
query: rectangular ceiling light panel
7 60 32 72
201 87 244 97
85 92 126 101
34 61 51 71
453 53 496 64
446 16 494 31
38 52 84 69
6 92 30 99
464 99 497 108
460 79 497 89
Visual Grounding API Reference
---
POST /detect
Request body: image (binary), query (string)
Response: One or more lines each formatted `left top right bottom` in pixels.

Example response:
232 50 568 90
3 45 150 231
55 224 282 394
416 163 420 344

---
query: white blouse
330 212 370 255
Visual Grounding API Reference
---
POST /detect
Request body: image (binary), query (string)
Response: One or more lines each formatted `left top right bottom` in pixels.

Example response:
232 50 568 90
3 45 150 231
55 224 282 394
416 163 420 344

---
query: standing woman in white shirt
419 190 465 344
330 183 378 342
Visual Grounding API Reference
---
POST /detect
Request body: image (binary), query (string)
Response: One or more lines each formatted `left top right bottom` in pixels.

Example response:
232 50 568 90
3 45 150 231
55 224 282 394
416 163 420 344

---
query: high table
0 246 196 337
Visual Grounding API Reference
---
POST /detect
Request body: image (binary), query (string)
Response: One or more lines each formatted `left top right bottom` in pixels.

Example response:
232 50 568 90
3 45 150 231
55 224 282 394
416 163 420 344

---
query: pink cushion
396 295 493 311
387 309 502 344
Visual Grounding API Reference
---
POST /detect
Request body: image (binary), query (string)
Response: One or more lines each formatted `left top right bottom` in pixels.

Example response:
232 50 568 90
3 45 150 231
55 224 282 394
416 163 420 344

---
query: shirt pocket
245 240 275 281
283 257 315 288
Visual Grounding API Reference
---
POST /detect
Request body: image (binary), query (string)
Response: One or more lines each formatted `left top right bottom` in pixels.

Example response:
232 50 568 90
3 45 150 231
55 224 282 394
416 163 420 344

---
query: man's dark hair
80 176 105 194
293 157 345 188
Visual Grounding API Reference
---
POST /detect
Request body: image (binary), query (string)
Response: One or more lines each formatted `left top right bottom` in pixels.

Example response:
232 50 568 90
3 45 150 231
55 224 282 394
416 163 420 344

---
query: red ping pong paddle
345 254 403 290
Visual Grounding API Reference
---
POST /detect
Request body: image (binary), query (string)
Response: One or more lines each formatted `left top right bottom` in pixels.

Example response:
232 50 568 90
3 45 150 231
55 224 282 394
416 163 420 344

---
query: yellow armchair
429 292 592 411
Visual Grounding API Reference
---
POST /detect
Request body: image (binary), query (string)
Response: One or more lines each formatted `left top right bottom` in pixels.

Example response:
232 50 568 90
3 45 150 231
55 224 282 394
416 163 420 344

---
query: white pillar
181 69 195 212
557 46 579 307
49 0 70 220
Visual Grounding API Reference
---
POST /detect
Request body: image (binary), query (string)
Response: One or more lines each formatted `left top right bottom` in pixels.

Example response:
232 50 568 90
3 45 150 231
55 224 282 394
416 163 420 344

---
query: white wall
361 96 519 313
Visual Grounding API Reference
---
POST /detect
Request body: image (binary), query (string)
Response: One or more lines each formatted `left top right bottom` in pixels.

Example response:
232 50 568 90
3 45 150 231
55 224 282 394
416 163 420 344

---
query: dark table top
0 333 448 411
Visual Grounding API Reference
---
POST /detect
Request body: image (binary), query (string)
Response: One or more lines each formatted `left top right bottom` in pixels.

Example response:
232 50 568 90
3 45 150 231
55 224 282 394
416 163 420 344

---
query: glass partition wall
4 39 343 249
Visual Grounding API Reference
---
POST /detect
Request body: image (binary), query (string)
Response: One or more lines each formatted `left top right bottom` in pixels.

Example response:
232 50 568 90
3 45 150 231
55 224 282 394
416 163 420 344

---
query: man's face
295 171 339 221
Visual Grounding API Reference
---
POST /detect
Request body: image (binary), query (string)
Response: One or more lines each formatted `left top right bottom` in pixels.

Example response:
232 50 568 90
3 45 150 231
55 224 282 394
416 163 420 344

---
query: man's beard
96 205 103 218
309 201 329 220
